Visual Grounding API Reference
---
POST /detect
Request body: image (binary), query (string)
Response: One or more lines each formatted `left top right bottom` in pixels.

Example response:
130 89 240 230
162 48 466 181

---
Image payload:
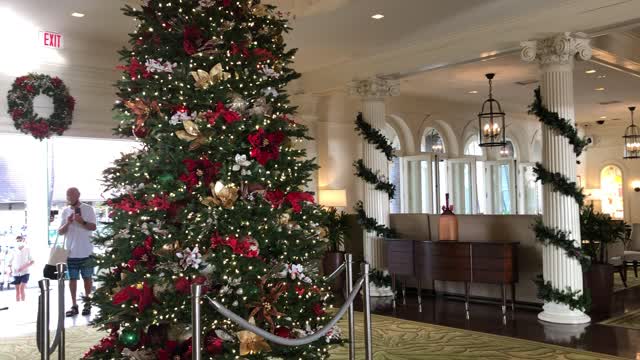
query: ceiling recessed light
585 69 596 74
600 116 607 119
71 12 85 18
595 87 605 91
371 14 384 20
468 90 478 94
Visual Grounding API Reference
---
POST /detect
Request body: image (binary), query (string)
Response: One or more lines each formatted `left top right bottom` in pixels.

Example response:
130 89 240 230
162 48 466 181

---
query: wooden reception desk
385 239 519 315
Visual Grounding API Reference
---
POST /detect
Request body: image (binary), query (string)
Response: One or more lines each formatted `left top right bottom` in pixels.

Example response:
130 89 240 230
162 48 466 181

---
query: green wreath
7 73 75 140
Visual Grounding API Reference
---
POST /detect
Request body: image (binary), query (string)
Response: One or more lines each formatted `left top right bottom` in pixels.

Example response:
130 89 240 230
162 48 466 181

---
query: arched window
389 134 402 214
421 128 445 153
464 135 483 156
600 165 624 219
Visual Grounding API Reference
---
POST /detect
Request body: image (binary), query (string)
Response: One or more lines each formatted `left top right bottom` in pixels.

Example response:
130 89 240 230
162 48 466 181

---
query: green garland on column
533 164 585 207
528 87 591 311
355 112 395 161
354 159 396 199
353 112 396 241
532 218 591 268
354 201 396 238
529 88 590 157
534 275 591 311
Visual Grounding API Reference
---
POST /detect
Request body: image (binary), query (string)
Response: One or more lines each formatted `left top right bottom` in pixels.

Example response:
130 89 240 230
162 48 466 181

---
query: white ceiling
400 50 640 125
3 0 640 128
1 0 135 46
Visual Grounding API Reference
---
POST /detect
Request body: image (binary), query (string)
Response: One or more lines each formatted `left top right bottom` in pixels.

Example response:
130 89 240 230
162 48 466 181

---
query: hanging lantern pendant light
623 106 640 159
478 73 507 148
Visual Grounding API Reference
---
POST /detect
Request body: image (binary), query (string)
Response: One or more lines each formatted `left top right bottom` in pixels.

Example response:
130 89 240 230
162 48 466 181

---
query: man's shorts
12 274 30 284
66 257 94 280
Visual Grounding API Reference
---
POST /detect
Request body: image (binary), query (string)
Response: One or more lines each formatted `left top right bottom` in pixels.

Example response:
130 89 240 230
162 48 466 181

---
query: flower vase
438 193 458 241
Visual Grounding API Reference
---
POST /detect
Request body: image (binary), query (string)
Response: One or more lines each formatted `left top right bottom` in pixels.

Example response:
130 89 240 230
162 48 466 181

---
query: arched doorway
600 165 624 219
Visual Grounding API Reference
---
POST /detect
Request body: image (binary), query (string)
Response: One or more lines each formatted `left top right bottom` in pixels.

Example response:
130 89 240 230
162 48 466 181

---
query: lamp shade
318 189 347 207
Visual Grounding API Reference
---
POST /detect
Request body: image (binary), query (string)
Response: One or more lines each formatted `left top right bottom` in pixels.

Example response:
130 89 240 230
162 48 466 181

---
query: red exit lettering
39 31 63 49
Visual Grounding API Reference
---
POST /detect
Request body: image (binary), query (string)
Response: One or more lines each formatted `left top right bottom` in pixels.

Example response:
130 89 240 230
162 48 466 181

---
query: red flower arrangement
210 232 260 258
248 128 285 165
206 102 242 125
127 236 156 272
183 25 203 55
147 193 171 210
179 157 222 189
117 57 151 80
175 276 208 295
112 282 156 313
265 190 315 213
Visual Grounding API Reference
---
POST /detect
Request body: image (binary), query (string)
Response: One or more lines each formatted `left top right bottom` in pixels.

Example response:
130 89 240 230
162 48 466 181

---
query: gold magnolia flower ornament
175 120 208 150
201 181 239 209
190 63 231 90
237 318 272 355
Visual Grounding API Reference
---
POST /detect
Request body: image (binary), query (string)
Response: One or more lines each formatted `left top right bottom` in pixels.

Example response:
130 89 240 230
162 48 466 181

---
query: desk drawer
472 244 515 258
386 240 413 253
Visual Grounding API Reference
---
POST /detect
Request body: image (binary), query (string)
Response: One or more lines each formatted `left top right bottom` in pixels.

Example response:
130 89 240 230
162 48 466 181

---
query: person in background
8 236 33 302
58 187 97 317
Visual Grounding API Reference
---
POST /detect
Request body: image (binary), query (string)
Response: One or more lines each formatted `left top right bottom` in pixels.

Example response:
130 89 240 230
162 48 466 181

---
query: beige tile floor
0 283 94 338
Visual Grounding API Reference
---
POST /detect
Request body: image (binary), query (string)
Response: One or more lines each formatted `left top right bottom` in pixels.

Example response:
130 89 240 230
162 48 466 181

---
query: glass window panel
464 136 483 156
50 137 140 202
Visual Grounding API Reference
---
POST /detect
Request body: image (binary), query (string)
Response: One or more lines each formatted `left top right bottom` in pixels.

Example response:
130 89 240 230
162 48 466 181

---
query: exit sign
39 31 63 49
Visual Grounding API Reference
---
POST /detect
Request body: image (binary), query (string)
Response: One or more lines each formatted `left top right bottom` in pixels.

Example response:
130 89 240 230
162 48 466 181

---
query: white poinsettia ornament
260 66 279 79
262 87 279 98
198 0 216 8
232 154 252 175
145 59 177 73
280 264 312 283
176 245 203 270
169 109 192 125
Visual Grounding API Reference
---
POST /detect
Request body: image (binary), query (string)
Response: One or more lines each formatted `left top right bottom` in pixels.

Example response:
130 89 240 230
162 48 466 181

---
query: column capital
521 32 591 66
349 77 400 99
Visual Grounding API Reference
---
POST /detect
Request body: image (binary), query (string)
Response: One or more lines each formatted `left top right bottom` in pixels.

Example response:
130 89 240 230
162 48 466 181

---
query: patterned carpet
600 308 640 331
614 269 640 292
0 313 625 360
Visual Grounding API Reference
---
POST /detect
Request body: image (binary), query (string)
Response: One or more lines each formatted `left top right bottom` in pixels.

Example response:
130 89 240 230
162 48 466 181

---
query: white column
522 33 591 324
26 138 50 270
350 78 398 269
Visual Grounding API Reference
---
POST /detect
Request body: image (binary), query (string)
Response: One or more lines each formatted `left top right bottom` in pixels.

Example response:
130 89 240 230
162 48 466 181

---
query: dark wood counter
385 239 519 316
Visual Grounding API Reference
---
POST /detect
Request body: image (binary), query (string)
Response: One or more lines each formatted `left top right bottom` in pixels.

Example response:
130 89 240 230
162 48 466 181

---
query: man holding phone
58 187 97 317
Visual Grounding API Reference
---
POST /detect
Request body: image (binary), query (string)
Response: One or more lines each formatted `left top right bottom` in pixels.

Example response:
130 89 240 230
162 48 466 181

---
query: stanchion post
39 279 50 360
191 284 202 360
344 253 355 360
363 262 373 360
56 263 65 360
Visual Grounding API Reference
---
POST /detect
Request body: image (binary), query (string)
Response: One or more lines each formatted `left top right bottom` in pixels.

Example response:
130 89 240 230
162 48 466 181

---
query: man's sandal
65 305 78 317
82 303 91 316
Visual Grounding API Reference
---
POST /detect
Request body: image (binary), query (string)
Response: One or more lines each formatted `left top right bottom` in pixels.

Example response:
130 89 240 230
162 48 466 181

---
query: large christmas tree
85 1 337 358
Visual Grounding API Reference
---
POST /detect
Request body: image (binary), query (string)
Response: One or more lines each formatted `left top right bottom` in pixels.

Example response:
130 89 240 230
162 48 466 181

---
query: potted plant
321 207 349 292
580 204 627 314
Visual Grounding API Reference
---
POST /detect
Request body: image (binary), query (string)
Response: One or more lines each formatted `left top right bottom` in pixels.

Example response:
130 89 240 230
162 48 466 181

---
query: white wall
0 32 121 139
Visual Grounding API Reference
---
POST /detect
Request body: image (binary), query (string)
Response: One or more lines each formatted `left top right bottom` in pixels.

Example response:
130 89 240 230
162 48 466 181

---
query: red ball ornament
205 333 223 354
274 326 292 339
133 126 148 139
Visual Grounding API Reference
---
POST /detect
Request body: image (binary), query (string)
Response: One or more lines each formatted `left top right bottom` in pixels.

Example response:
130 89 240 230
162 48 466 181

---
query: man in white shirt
58 187 97 317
